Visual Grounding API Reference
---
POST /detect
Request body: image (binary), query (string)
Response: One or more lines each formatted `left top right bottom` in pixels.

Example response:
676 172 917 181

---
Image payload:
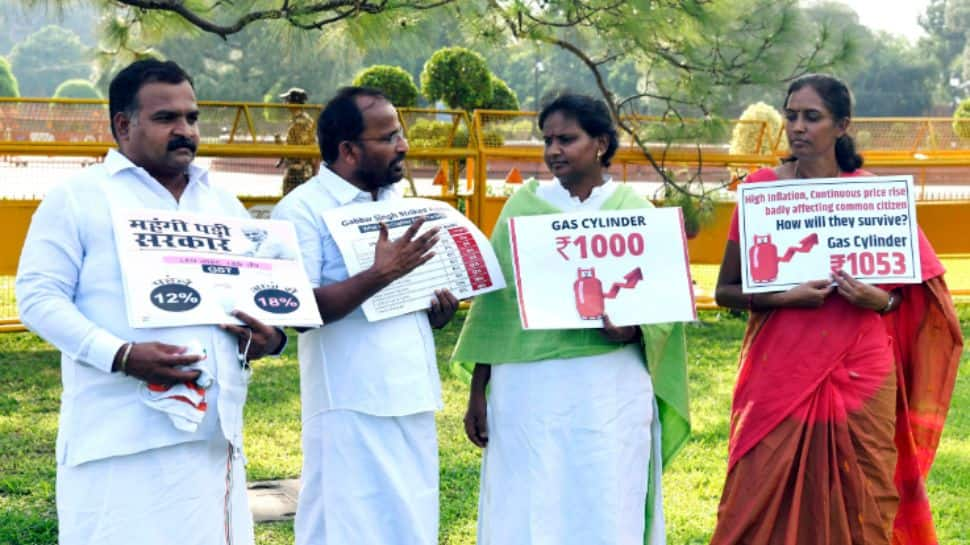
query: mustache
167 137 198 152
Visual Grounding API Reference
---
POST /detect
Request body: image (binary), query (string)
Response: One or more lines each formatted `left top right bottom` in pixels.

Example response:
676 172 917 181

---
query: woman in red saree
710 74 962 545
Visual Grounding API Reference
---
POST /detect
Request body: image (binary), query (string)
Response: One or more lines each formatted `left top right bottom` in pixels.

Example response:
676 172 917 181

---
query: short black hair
317 86 389 164
108 59 194 140
538 93 619 167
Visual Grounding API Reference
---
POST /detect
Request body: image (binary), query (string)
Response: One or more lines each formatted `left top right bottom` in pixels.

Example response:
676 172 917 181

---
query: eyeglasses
356 129 407 145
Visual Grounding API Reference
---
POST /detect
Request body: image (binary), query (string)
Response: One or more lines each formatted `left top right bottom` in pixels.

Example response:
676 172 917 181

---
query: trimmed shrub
639 117 730 145
353 65 419 108
0 56 18 97
729 102 789 156
953 97 970 139
53 79 102 99
420 47 492 111
407 119 468 148
853 129 872 149
483 75 520 111
262 90 289 124
406 118 504 148
491 119 536 141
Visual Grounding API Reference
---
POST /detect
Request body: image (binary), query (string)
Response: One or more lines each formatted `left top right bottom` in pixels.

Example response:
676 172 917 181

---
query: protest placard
737 175 920 293
508 207 696 330
113 209 323 328
322 198 505 322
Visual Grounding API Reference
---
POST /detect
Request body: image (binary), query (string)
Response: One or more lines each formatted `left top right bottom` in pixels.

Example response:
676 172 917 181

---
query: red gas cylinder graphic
749 234 779 283
574 268 605 320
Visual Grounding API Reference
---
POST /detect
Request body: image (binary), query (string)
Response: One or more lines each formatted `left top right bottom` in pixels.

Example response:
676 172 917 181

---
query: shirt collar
316 165 399 205
104 148 210 187
552 175 614 203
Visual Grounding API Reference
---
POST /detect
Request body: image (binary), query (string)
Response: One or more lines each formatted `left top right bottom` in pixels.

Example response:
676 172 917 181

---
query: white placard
113 209 323 328
508 207 696 329
737 175 921 293
322 198 505 322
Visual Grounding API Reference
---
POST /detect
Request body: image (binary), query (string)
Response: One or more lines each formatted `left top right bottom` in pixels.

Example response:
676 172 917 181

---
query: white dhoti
478 343 664 545
57 436 253 545
296 410 438 545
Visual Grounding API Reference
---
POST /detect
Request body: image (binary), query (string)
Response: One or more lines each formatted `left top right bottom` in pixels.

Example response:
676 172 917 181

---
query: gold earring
596 150 602 160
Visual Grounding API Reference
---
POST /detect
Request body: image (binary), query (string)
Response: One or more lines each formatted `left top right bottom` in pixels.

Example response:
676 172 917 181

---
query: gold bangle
119 342 135 374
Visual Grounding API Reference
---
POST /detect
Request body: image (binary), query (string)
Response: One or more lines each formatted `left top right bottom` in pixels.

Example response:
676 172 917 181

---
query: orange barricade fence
4 98 970 329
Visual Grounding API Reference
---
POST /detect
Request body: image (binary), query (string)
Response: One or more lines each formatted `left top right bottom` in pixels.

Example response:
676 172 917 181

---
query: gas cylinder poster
112 209 323 328
508 208 696 330
737 175 921 293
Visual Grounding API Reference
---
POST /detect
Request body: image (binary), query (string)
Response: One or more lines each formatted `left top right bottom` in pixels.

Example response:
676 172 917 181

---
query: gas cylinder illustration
573 267 644 320
574 268 605 320
748 233 820 283
749 235 779 283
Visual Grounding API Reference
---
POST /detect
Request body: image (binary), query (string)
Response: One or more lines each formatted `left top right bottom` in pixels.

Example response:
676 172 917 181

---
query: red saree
710 169 962 545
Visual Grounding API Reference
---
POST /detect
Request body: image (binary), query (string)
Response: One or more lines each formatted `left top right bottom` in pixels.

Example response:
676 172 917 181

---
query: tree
353 65 419 107
18 0 855 199
798 2 937 116
954 97 970 139
153 24 362 103
0 56 18 97
918 0 970 108
53 78 103 99
474 0 855 199
0 3 99 56
850 32 937 116
26 0 458 40
483 74 519 111
420 46 492 111
9 25 90 97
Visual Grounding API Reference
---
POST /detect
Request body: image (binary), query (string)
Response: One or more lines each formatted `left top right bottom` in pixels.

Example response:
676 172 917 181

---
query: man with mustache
272 87 458 545
16 59 285 545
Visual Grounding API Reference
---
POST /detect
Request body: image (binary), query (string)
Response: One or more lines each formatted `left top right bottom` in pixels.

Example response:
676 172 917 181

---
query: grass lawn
1 308 968 545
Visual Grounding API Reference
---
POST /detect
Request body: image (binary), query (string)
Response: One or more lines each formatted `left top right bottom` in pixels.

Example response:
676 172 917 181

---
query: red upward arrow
778 233 819 263
603 267 644 299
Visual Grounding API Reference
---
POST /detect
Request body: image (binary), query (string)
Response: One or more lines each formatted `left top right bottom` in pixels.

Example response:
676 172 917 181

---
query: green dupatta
451 179 691 467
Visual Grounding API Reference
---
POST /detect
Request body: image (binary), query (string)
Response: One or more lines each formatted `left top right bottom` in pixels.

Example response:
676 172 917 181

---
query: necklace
794 161 840 179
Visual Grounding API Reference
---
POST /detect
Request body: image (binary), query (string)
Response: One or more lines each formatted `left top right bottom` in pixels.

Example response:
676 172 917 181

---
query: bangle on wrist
119 342 135 374
880 293 896 314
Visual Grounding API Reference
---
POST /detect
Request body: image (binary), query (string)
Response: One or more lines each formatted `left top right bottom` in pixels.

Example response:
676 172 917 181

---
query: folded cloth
139 355 214 433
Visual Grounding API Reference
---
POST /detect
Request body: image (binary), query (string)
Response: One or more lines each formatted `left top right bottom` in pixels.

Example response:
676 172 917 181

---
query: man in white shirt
272 87 459 545
15 59 285 545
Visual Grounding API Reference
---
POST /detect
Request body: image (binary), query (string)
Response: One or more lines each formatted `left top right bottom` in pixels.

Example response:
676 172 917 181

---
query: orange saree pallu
710 281 960 545
882 278 961 545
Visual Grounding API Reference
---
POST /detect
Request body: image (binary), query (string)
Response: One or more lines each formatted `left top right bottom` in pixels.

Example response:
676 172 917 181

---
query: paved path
0 156 680 200
4 156 969 201
248 479 300 523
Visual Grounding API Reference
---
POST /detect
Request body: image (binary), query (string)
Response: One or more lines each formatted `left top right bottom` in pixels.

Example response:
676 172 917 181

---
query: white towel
139 346 214 433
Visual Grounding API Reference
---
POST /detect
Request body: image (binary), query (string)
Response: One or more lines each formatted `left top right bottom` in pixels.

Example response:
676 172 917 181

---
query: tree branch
539 35 700 195
113 0 456 38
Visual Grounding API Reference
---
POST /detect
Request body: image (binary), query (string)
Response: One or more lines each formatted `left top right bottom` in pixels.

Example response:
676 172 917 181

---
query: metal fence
5 99 970 328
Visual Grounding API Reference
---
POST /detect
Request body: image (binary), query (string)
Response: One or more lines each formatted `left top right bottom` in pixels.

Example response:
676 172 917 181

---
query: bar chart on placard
352 224 495 316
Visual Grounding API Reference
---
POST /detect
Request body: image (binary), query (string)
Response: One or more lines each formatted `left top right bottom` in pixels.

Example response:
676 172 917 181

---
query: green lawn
1 309 968 545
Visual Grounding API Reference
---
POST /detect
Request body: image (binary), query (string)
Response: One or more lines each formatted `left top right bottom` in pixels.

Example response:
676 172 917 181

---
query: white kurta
272 169 442 545
16 150 258 545
477 179 665 545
